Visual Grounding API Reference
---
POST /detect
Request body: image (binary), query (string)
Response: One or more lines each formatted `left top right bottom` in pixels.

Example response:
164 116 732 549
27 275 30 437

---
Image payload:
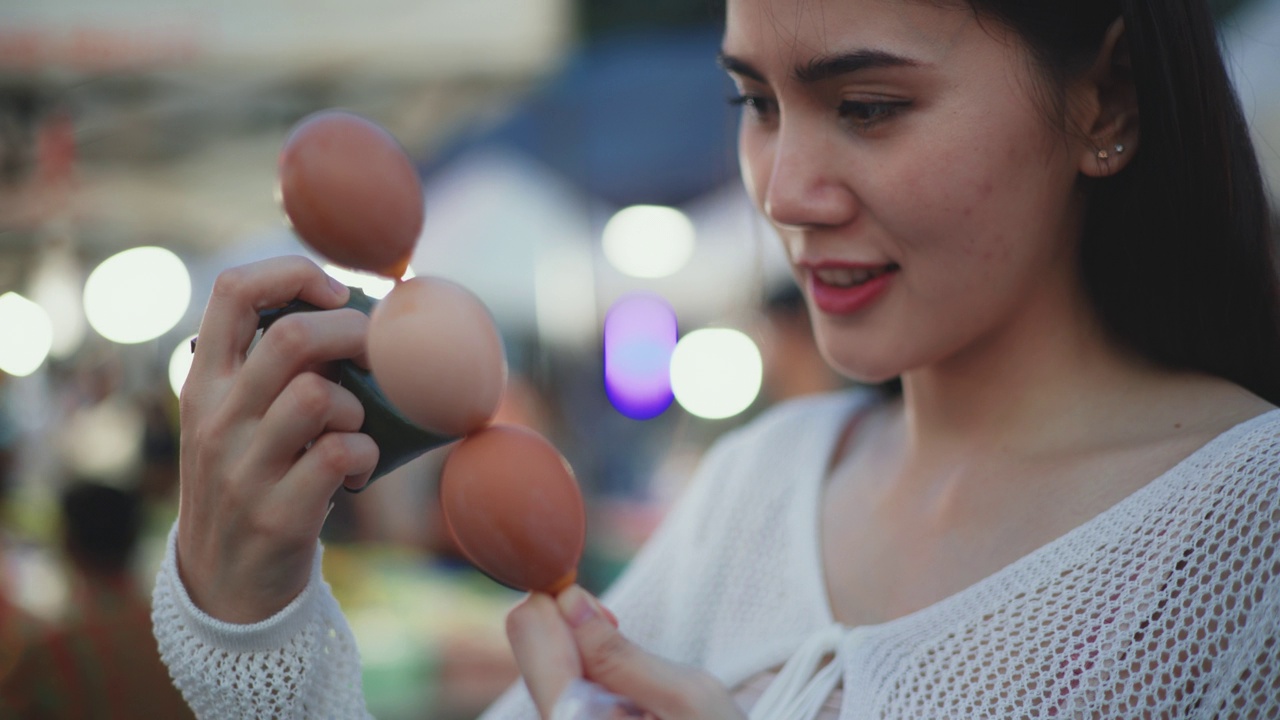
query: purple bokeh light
603 293 677 420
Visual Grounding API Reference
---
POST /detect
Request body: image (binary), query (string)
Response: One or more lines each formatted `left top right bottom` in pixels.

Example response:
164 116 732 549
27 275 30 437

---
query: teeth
815 266 885 287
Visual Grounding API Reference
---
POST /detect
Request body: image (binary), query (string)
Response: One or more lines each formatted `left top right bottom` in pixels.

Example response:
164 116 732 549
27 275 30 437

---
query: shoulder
1194 407 1280 480
1160 409 1280 576
712 388 875 455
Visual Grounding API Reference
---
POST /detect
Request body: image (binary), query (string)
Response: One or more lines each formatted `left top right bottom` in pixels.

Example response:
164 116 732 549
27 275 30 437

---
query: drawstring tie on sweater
748 624 847 720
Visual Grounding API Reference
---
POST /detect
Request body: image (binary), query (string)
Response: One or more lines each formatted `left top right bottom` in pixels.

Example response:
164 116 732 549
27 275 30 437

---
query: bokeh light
29 252 86 359
169 334 198 399
603 293 677 419
601 205 695 279
0 292 54 377
84 246 192 344
323 263 416 299
670 328 762 420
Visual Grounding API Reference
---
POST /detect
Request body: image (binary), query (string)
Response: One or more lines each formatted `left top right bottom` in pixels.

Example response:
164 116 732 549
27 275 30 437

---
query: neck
896 283 1156 462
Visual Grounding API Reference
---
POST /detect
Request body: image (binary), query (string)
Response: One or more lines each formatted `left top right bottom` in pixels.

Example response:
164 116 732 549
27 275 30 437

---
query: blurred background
0 0 1277 717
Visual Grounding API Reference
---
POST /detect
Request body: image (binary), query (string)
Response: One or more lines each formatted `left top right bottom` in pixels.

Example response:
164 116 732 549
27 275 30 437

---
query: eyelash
838 100 910 128
727 95 910 130
727 94 776 118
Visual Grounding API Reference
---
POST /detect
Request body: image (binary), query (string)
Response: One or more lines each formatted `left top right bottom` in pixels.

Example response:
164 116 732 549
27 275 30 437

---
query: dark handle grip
258 287 457 491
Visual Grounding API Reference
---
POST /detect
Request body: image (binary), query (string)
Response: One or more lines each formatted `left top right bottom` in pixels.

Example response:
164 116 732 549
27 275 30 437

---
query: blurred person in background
151 0 1280 717
754 281 848 403
3 481 192 719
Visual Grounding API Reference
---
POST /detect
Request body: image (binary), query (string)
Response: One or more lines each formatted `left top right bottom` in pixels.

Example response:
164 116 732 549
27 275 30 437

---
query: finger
557 586 741 720
271 430 378 519
245 371 366 481
506 593 582 718
231 307 368 418
192 256 349 380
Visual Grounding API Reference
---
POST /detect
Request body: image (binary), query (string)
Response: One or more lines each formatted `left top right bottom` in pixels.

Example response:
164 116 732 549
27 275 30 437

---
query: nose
760 121 859 230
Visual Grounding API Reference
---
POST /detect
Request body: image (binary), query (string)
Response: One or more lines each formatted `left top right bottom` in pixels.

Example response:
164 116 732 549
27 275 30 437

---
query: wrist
163 522 327 648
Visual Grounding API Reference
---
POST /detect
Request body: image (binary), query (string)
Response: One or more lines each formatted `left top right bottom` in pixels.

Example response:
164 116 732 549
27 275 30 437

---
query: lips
813 265 895 287
806 262 899 315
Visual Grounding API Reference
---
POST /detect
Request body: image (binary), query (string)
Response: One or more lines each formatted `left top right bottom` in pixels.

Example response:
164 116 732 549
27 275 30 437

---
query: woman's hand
176 256 379 623
506 585 745 720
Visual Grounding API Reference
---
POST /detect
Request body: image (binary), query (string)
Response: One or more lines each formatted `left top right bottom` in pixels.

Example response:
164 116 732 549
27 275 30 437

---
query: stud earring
1098 143 1126 160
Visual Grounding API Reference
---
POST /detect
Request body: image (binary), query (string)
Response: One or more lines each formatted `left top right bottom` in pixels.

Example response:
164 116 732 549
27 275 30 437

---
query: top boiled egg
278 109 423 279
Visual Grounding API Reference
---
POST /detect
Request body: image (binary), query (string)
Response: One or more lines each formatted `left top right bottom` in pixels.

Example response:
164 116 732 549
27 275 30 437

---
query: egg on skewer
440 424 586 594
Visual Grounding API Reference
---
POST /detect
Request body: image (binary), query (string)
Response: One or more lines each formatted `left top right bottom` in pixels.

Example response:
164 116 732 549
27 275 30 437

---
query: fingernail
329 276 348 296
558 585 601 629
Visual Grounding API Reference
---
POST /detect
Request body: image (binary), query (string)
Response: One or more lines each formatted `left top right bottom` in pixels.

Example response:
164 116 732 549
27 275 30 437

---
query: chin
820 352 903 387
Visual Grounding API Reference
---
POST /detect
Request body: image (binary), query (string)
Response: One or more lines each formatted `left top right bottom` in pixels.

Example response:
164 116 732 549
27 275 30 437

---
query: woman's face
723 0 1091 382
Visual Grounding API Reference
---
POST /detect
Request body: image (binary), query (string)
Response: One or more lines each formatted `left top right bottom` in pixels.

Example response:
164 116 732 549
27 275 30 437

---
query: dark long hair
965 0 1280 404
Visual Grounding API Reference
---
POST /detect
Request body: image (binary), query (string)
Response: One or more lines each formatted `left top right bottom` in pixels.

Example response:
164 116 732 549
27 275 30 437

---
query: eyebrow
717 49 920 84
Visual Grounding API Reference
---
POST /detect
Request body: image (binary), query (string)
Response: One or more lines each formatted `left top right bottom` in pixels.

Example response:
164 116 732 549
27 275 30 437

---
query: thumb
556 586 742 720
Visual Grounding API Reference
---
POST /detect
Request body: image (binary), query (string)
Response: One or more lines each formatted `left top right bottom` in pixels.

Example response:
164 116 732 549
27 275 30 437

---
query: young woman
153 0 1280 718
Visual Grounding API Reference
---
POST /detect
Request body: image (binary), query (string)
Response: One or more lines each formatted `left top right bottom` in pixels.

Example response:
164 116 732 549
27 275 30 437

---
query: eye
837 99 910 129
728 94 778 121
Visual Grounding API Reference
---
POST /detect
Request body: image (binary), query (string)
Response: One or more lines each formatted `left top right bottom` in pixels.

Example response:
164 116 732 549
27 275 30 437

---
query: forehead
723 0 997 71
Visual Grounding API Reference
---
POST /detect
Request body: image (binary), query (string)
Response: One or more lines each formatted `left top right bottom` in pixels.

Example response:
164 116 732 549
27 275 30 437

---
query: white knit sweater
154 391 1280 719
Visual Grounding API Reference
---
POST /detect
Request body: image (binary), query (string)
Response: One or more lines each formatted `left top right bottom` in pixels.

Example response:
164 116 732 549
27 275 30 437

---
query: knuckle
265 314 313 358
334 386 366 429
286 373 333 417
310 433 355 473
210 266 251 304
580 630 636 678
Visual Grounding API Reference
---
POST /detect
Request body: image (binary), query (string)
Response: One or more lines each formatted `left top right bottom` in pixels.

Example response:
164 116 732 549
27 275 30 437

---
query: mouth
803 261 900 315
812 263 900 288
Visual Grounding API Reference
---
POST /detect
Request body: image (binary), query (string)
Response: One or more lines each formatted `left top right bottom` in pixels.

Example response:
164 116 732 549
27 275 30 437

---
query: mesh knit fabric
484 392 1280 719
154 391 1280 719
151 527 371 719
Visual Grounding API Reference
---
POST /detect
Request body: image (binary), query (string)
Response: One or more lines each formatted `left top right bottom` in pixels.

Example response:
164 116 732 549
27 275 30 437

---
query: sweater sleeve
151 523 372 720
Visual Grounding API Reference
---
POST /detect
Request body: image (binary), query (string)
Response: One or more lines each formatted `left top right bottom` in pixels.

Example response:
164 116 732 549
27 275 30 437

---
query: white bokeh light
84 246 191 344
0 292 54 377
601 205 695 279
669 328 762 420
169 334 198 399
29 251 86 359
323 263 416 300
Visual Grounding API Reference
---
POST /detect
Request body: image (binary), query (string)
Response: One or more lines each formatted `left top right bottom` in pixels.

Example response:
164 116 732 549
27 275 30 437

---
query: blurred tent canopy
422 25 740 209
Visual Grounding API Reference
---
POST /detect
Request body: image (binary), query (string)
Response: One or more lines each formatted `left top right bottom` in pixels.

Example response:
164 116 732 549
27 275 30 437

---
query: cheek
893 127 1054 255
889 148 1005 257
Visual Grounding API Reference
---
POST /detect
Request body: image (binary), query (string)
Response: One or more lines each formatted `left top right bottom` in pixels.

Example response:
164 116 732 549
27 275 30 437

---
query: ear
1074 17 1139 178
